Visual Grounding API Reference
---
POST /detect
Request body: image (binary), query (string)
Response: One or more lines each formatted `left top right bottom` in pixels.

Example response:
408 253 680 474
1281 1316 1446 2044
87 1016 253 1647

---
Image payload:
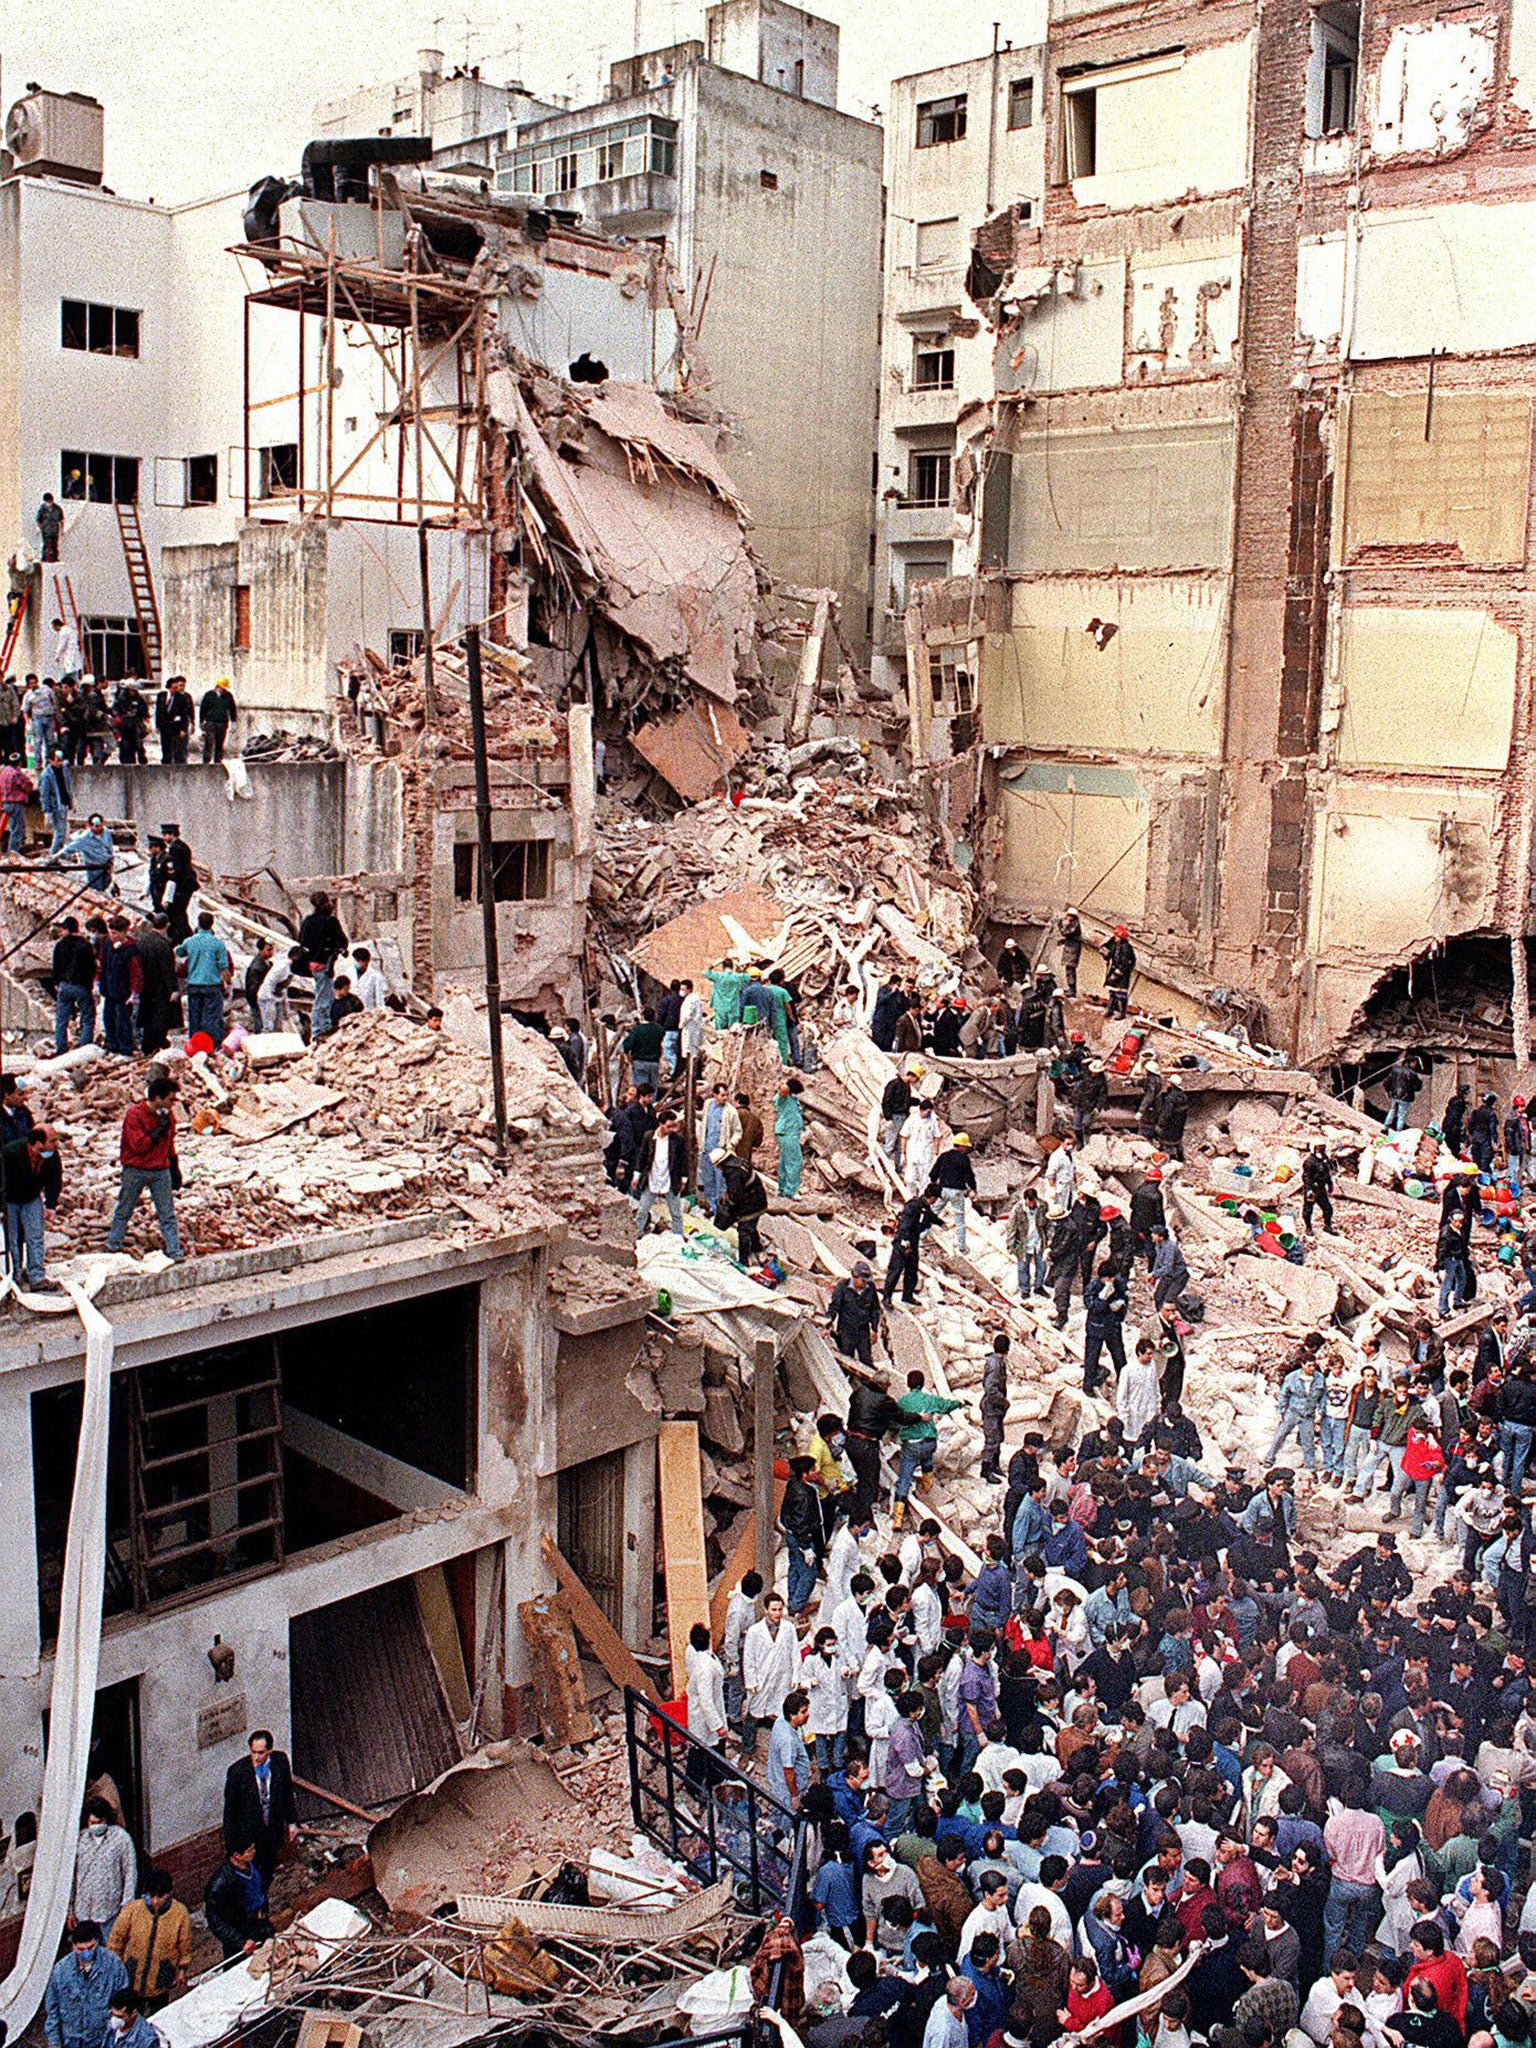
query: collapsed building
900 0 1536 1098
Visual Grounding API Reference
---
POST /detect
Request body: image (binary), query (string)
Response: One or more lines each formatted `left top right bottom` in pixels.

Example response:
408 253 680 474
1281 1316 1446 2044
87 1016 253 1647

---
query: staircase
114 500 163 681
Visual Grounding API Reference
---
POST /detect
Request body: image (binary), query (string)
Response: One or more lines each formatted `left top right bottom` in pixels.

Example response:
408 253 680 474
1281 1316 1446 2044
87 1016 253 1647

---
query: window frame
916 94 968 147
907 449 952 509
60 298 140 359
1008 77 1035 130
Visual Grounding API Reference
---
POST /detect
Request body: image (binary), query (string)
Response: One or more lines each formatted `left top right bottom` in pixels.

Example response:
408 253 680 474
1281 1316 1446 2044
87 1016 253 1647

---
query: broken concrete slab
1230 1254 1339 1325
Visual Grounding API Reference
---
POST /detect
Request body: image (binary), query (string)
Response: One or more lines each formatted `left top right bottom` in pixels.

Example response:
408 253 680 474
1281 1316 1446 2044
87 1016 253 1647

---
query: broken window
1061 83 1098 179
928 644 976 714
907 450 951 507
185 454 218 505
1307 3 1360 136
62 449 138 504
258 442 298 498
914 218 958 270
760 168 779 190
388 628 426 663
453 836 555 904
82 615 146 681
61 299 140 358
913 341 956 391
917 94 967 147
1008 78 1035 129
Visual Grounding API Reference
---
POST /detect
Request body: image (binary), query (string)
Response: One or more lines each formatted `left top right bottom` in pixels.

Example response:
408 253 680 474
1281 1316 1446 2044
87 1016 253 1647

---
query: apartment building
313 50 558 174
497 0 884 653
871 26 1048 709
908 0 1536 1071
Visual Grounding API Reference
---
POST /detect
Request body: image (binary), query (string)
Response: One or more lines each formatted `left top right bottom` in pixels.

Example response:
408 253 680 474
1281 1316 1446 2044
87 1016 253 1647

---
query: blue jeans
187 986 224 1045
895 1436 936 1502
1323 1875 1379 1957
785 1538 818 1614
1017 1250 1046 1296
1439 1258 1469 1316
813 1732 846 1772
635 1188 684 1235
1268 1409 1318 1469
1352 1435 1388 1497
104 996 135 1056
885 1795 914 1836
631 1058 659 1094
54 980 95 1053
1385 1099 1410 1132
29 713 53 764
1389 1469 1431 1536
106 1166 182 1259
662 1030 680 1073
699 1153 724 1212
2 800 24 852
5 1196 45 1286
311 966 335 1037
1317 1413 1346 1477
46 804 67 854
1503 1421 1534 1496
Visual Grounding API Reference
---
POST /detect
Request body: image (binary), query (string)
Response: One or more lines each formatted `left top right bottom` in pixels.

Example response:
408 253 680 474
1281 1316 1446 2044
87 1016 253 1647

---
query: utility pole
465 625 508 1160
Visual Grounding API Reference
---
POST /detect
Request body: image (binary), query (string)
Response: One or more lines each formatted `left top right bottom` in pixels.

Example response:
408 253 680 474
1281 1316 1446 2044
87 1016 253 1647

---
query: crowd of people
0 639 241 774
43 1731 297 2048
679 1307 1536 2048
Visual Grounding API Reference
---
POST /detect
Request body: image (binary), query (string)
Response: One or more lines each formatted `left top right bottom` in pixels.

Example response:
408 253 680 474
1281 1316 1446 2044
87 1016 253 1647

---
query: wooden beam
541 1534 663 1705
518 1593 596 1748
753 1336 777 1593
657 1421 710 1696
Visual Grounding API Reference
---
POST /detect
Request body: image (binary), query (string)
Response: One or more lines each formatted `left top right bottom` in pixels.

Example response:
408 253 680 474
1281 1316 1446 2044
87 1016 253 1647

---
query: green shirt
897 1388 963 1445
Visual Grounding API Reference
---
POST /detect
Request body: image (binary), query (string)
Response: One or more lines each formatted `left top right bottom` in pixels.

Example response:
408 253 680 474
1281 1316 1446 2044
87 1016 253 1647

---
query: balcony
563 170 681 237
890 264 968 319
883 499 957 545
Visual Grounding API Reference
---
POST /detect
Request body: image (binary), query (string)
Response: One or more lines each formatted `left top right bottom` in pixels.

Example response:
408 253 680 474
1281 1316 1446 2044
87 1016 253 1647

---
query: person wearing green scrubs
775 1075 805 1196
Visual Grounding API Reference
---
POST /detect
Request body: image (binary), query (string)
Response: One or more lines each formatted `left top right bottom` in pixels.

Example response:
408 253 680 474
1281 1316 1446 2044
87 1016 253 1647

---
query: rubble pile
337 638 568 764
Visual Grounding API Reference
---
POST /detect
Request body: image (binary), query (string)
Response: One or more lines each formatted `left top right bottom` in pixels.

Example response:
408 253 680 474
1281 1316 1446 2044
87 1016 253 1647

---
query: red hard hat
1114 924 1129 938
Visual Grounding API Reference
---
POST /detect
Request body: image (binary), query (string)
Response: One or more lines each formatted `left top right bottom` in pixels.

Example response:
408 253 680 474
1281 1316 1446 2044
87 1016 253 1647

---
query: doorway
557 1451 626 1632
44 1677 144 1852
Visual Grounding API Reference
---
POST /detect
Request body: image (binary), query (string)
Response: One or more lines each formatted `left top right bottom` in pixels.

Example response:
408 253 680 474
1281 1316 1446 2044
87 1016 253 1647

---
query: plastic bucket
741 1005 760 1026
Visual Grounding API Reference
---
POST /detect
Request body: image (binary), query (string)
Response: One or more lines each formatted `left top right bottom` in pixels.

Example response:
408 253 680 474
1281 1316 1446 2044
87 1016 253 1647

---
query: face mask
88 1822 108 1838
109 2022 127 2036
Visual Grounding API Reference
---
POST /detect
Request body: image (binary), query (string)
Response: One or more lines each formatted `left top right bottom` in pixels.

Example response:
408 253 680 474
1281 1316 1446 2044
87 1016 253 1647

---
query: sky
0 0 1029 204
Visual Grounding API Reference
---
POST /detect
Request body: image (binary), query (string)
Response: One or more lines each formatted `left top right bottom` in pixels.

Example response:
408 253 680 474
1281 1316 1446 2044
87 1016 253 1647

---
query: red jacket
120 1098 177 1172
1405 1951 1468 2030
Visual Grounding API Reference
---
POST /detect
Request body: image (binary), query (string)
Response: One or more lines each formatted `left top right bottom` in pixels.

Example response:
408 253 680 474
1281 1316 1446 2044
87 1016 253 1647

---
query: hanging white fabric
0 1283 114 2038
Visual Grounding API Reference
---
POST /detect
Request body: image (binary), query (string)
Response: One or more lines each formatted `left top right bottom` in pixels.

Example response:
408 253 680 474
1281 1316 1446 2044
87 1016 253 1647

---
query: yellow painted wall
1332 606 1518 772
995 779 1149 920
1072 38 1253 211
1337 392 1533 565
979 577 1228 754
1309 781 1499 959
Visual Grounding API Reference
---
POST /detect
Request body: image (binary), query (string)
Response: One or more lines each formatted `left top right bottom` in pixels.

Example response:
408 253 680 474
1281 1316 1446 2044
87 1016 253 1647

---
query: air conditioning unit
5 91 105 185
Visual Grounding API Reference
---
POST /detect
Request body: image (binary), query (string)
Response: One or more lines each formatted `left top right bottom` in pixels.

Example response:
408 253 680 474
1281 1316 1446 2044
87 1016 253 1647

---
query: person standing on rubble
884 1187 941 1306
99 917 142 1057
155 676 194 765
176 910 231 1045
742 1591 799 1757
775 1074 805 1197
828 1259 884 1368
714 1149 768 1264
735 1090 764 1166
678 977 706 1069
244 938 274 1025
159 823 197 944
621 1006 665 1094
1102 924 1136 1019
1467 1092 1500 1174
38 745 70 855
1383 1055 1421 1132
928 1130 977 1253
4 1122 61 1291
843 1363 905 1525
51 914 97 1052
1130 1164 1166 1268
198 677 237 764
655 980 684 1077
1056 908 1084 996
996 936 1030 989
258 945 303 1037
686 1621 728 1757
134 913 178 1056
0 752 34 853
880 1065 914 1175
1301 1144 1337 1236
297 890 348 1039
1506 1096 1531 1184
634 1110 687 1235
1073 1059 1109 1146
698 1083 740 1212
1156 1075 1190 1160
1008 1187 1046 1298
903 1097 940 1201
57 811 115 894
105 1072 183 1262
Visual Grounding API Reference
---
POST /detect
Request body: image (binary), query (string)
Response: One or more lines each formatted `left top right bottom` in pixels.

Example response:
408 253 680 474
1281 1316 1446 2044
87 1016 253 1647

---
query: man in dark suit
222 1731 297 1888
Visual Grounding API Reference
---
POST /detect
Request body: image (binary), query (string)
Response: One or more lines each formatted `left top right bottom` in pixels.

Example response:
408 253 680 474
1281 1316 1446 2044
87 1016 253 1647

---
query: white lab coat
352 959 388 1009
722 1586 756 1676
831 1592 870 1690
818 1523 860 1626
912 1581 943 1657
743 1616 799 1721
903 1111 939 1197
1116 1358 1161 1445
686 1642 727 1748
1044 1145 1076 1217
802 1646 849 1736
679 990 706 1059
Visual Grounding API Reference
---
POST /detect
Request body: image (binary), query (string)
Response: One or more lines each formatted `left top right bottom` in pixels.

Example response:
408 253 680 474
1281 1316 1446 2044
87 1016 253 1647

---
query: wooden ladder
0 581 28 677
114 499 162 680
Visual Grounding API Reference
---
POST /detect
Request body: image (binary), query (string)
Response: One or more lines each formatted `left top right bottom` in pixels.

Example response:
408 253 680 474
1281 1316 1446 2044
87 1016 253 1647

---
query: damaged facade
906 0 1536 1075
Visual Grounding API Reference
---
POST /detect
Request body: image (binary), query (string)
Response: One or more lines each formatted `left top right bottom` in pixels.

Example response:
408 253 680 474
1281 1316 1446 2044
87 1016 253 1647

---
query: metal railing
624 1687 803 1913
